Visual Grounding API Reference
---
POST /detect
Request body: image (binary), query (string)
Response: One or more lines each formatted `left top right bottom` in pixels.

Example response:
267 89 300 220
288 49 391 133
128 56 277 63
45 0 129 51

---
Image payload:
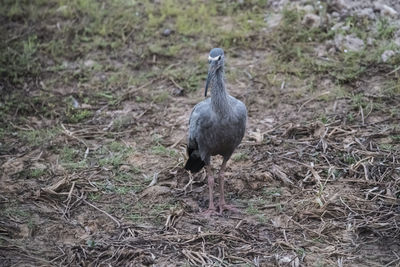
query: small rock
375 3 398 18
81 103 92 109
302 13 321 28
46 59 55 66
335 34 365 52
341 25 350 31
172 87 184 96
265 13 282 30
70 96 80 108
84 59 96 68
270 0 290 11
394 30 400 46
381 50 395 62
394 37 400 47
314 45 327 57
92 73 107 83
331 22 344 31
62 61 78 70
298 5 314 14
330 0 350 11
356 8 376 20
162 28 172 36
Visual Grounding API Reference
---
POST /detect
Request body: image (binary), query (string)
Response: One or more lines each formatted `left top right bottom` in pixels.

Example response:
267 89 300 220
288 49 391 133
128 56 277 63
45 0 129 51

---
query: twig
339 197 357 214
386 65 400 75
298 91 330 113
181 232 250 244
360 105 365 126
287 216 326 238
168 77 184 91
63 181 76 218
119 78 158 103
82 198 121 228
61 123 90 158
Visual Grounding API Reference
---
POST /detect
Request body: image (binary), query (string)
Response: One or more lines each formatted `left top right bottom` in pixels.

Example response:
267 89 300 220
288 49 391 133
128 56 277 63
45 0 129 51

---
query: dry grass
1 0 399 266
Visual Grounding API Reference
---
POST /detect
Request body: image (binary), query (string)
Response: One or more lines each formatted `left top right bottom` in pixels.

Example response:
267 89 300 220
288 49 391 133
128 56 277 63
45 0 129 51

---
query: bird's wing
229 96 247 122
188 98 212 150
228 96 248 145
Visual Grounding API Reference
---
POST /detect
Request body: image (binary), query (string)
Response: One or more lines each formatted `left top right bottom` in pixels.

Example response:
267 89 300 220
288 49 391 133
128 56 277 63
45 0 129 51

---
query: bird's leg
203 165 218 216
218 159 239 214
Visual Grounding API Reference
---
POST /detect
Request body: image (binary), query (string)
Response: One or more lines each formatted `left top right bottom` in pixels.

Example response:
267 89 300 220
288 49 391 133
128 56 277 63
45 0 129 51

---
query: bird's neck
211 70 231 116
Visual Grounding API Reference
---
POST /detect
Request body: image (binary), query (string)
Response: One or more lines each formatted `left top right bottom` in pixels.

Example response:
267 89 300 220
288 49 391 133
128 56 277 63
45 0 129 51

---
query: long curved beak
204 65 214 97
205 72 211 97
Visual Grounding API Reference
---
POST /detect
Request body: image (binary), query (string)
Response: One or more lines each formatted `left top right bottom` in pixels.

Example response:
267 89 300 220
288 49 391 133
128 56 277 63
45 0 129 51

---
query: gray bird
184 48 247 215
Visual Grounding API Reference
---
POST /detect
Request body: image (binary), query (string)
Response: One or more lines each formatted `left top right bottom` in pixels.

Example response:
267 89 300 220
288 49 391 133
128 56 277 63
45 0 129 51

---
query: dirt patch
1 0 400 266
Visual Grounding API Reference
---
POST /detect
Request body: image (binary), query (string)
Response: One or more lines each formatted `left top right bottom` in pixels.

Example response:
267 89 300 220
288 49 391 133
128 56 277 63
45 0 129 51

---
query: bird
184 48 247 215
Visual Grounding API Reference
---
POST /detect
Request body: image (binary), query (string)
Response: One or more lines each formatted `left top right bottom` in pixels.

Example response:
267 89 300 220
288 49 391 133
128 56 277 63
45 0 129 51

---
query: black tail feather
184 149 205 173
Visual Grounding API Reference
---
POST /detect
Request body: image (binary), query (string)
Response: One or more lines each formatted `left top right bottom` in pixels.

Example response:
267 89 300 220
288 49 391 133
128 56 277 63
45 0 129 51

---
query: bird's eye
218 56 221 61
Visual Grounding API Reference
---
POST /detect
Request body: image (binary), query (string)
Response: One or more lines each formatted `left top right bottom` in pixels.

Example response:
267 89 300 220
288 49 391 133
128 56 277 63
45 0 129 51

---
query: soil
0 0 399 266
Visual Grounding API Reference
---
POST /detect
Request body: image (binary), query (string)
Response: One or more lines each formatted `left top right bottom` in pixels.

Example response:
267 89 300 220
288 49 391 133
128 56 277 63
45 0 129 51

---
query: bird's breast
205 118 245 156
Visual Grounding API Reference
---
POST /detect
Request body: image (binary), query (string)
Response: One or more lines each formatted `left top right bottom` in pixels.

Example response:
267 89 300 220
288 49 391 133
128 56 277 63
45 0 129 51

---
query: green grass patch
232 152 249 162
1 204 31 222
151 91 170 103
96 141 133 169
29 168 47 178
66 108 93 123
18 127 60 147
151 144 177 157
245 202 260 216
0 35 40 87
267 8 395 84
59 146 88 169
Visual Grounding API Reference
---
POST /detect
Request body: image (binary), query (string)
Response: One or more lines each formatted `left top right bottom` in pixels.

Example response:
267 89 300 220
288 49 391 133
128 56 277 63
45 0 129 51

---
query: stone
299 5 314 14
302 13 321 28
367 37 374 46
330 0 351 11
265 13 282 30
315 45 327 57
375 3 398 18
331 22 344 31
162 28 172 36
356 8 376 20
381 50 395 62
84 59 96 68
335 34 365 52
394 37 400 47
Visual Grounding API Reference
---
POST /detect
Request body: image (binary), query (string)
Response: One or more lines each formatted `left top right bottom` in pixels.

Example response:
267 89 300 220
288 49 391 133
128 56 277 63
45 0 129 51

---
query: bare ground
1 1 400 266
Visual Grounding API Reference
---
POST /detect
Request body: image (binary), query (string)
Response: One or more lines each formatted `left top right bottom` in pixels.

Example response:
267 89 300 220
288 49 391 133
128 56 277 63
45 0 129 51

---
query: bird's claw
201 208 220 217
218 203 241 214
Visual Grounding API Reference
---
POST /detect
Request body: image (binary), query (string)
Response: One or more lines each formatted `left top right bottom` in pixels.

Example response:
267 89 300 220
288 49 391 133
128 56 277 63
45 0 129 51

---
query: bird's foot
201 207 219 217
218 203 241 214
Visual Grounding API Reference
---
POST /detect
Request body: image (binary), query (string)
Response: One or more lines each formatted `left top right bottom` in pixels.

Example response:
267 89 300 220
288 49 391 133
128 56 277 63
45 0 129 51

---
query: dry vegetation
0 0 399 266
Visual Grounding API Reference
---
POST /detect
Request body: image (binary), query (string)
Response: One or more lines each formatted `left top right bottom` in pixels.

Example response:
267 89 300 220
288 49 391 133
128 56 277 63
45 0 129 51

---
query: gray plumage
184 48 247 214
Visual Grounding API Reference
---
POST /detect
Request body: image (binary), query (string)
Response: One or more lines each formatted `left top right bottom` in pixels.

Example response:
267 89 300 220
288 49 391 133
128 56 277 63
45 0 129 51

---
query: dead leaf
272 165 293 185
271 215 290 228
41 177 68 195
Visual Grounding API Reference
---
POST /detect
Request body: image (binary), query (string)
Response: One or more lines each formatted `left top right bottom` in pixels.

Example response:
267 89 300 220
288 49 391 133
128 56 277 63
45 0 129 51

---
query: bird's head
205 48 224 97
